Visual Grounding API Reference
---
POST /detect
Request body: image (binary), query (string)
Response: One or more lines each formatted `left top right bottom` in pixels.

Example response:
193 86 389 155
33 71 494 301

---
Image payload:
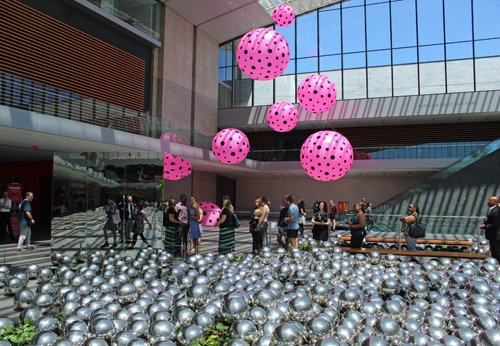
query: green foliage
54 313 65 324
192 317 234 346
230 254 246 263
156 179 163 207
0 322 38 346
299 242 317 251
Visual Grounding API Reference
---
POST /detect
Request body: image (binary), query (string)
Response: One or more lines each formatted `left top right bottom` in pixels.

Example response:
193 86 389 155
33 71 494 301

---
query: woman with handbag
311 201 331 244
400 203 420 262
348 203 366 248
215 199 236 254
249 199 262 254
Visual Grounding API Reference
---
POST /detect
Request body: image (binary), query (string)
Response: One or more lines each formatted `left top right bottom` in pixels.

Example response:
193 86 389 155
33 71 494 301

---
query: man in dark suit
480 196 500 262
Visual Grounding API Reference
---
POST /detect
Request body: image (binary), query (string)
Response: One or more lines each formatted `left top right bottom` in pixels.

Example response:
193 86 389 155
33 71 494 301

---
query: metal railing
0 73 215 150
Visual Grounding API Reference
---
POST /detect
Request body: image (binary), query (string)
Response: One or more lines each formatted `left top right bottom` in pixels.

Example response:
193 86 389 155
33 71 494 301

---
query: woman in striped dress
215 199 235 254
163 197 181 255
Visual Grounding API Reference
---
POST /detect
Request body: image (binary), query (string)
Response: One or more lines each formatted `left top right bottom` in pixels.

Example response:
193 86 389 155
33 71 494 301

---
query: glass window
218 68 225 82
282 59 296 75
446 60 474 92
366 0 389 4
343 68 367 99
419 45 445 63
342 0 365 8
323 70 343 100
319 10 341 55
393 64 418 96
446 42 473 60
366 3 391 51
297 57 318 74
233 67 252 107
391 0 417 48
320 55 342 71
393 47 417 64
444 0 472 43
417 0 444 45
219 44 228 68
254 80 274 106
419 62 446 94
275 75 297 103
342 6 366 53
343 52 366 69
22 80 32 104
297 12 318 58
475 38 500 58
368 66 392 97
475 56 500 91
227 42 233 67
276 23 296 59
368 50 391 67
473 0 500 40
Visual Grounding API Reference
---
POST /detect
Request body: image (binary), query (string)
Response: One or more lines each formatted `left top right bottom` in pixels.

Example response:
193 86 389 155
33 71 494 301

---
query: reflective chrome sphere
32 293 54 314
13 288 34 309
33 316 58 332
64 331 89 346
176 324 203 345
31 331 59 346
272 323 302 346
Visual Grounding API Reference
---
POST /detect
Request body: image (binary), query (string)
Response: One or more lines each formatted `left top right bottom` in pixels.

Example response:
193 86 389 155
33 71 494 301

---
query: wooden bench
338 237 474 246
340 247 487 259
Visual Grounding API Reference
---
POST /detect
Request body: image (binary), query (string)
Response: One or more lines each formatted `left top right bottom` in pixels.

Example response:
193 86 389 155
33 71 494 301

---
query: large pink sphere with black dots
297 74 337 114
163 153 192 180
267 101 299 132
212 128 250 164
300 131 353 181
236 28 290 81
273 4 295 28
199 202 221 227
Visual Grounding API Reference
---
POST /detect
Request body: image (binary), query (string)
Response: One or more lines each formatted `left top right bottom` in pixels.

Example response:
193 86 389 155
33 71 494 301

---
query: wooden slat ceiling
0 0 145 112
247 122 500 149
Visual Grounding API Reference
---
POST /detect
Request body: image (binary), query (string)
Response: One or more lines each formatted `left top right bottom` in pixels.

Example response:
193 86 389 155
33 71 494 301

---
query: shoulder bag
409 214 425 238
233 213 241 228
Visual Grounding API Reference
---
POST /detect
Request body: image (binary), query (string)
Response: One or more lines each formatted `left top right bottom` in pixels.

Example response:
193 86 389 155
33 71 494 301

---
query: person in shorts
284 194 300 249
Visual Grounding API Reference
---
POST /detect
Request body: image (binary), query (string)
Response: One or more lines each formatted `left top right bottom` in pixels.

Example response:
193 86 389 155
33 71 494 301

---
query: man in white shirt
0 191 14 241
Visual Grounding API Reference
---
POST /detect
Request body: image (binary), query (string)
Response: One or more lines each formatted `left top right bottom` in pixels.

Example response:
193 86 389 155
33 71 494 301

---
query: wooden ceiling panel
0 0 145 112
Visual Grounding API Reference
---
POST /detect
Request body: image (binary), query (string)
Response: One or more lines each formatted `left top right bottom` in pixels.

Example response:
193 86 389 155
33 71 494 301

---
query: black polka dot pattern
300 131 353 181
212 128 250 164
163 153 192 180
273 5 295 28
236 28 291 81
159 132 189 145
266 101 299 132
297 74 338 114
198 202 221 227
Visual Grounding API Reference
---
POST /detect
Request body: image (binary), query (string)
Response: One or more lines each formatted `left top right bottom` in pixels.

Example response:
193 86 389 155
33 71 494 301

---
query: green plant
193 319 235 346
230 254 246 262
299 242 317 251
0 322 38 346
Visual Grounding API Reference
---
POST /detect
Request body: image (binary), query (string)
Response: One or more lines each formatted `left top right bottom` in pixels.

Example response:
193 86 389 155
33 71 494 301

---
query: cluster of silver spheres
0 245 498 346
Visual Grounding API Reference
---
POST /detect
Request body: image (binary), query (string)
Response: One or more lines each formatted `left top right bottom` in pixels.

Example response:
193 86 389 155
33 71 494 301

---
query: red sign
338 201 343 212
8 183 22 202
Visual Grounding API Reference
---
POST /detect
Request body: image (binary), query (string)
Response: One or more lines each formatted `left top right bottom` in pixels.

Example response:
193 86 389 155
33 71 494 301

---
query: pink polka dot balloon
159 132 189 146
236 28 290 81
273 4 295 28
212 128 250 164
297 74 337 114
199 202 221 227
300 131 353 181
163 153 192 180
267 101 299 132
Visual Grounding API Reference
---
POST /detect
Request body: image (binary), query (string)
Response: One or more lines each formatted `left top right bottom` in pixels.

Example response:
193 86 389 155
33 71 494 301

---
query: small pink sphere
236 28 291 81
159 132 190 146
267 102 299 132
273 4 295 28
199 202 221 227
212 128 250 164
163 153 192 180
300 131 353 181
297 74 337 114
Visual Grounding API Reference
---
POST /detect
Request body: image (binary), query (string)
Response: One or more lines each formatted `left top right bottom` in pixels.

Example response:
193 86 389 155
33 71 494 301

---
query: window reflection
366 3 391 51
417 0 445 45
297 12 318 58
342 6 366 53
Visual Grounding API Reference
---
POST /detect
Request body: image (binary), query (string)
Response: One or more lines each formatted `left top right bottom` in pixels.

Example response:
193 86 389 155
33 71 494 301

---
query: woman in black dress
311 201 331 244
215 199 235 254
163 197 182 255
249 199 262 254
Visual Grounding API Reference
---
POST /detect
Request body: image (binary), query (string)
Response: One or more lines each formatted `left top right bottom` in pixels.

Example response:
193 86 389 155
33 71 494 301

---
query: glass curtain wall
219 0 500 108
51 152 177 257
